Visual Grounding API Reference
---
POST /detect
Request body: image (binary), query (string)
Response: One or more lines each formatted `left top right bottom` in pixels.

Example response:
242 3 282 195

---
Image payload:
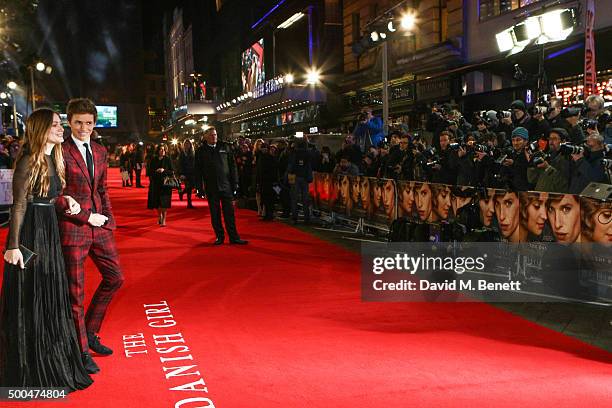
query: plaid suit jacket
55 137 116 246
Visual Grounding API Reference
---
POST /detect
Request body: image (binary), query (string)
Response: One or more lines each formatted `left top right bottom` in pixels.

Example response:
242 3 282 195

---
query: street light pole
29 65 36 111
382 41 389 135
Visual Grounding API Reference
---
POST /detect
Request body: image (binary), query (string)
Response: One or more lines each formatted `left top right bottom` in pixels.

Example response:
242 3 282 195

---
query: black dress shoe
214 237 224 245
229 239 248 245
82 352 100 374
88 332 113 355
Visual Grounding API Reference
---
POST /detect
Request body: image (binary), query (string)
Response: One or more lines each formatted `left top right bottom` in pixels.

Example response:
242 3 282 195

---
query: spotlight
7 81 17 90
0 93 6 99
45 65 53 75
513 17 540 43
400 11 416 31
305 68 320 85
387 20 396 33
540 8 575 40
284 73 294 84
380 32 387 40
370 31 379 42
171 138 178 145
35 62 45 72
496 29 514 52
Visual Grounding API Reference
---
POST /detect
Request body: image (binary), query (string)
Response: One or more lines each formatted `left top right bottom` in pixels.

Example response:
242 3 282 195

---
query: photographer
527 128 570 193
456 134 483 187
385 134 414 180
333 155 360 177
569 133 608 194
427 103 451 150
498 100 540 143
547 97 566 129
353 106 384 152
561 107 585 145
431 131 458 185
583 94 612 143
528 105 552 141
501 127 532 191
337 134 363 166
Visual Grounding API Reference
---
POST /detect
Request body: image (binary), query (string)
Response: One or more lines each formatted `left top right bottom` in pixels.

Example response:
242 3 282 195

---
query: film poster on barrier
367 177 397 226
332 174 350 216
345 175 368 219
313 172 333 212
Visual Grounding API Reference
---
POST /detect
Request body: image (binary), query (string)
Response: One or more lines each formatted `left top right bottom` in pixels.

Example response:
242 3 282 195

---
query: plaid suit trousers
63 228 124 353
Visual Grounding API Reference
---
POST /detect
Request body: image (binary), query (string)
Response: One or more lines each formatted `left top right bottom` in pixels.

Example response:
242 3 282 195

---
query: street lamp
305 68 320 85
7 81 17 90
400 11 417 31
28 61 52 111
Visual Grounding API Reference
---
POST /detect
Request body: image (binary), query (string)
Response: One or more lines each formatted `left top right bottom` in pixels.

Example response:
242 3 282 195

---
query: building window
351 12 360 43
479 0 542 21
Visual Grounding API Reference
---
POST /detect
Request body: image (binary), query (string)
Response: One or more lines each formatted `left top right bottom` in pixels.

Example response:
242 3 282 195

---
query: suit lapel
68 138 92 188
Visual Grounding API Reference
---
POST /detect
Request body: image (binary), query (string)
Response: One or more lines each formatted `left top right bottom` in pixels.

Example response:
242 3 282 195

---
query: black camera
581 118 599 131
602 159 612 171
529 106 549 116
559 143 586 156
497 110 512 120
526 140 540 155
530 151 550 167
473 144 492 154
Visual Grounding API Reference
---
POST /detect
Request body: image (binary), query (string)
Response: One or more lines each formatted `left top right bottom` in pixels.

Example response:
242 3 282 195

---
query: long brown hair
16 108 66 196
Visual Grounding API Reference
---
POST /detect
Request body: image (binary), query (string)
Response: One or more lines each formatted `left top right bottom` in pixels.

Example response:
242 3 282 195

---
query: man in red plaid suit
55 98 124 374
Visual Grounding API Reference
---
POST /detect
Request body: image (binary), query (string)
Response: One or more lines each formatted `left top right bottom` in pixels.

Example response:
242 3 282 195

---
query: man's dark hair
66 98 98 122
549 128 569 141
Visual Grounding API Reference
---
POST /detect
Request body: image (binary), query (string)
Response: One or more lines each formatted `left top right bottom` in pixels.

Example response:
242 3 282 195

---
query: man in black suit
194 126 248 245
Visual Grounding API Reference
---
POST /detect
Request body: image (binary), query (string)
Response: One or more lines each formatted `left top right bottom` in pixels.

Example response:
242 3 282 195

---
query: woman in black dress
147 144 174 226
0 108 93 390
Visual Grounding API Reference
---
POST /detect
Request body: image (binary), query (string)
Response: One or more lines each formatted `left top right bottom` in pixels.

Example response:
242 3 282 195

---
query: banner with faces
311 173 612 244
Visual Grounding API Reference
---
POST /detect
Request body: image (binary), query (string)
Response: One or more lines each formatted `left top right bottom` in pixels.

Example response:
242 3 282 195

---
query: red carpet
2 169 612 407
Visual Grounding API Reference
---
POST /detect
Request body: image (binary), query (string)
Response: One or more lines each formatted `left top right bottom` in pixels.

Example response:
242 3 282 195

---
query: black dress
147 155 173 209
0 153 93 390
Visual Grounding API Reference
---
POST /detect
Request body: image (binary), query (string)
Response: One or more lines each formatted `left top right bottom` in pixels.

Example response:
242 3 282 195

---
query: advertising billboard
96 105 118 128
241 39 265 93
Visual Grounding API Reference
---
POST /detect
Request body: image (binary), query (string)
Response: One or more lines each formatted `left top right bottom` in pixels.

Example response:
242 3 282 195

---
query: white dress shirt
71 135 94 177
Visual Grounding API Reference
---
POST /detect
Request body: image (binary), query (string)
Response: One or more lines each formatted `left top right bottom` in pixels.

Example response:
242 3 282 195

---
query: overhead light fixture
387 20 396 33
370 31 379 42
305 68 320 85
513 17 541 43
278 12 304 29
0 93 6 99
284 73 294 84
540 8 575 41
185 119 196 125
496 29 514 52
35 62 45 71
380 32 387 39
45 65 53 75
400 11 416 31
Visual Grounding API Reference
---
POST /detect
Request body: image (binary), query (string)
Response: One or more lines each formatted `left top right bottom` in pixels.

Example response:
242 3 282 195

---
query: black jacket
287 147 313 182
194 142 239 197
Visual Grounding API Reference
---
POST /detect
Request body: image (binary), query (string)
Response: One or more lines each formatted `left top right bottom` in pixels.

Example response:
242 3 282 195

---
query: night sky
32 0 174 105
